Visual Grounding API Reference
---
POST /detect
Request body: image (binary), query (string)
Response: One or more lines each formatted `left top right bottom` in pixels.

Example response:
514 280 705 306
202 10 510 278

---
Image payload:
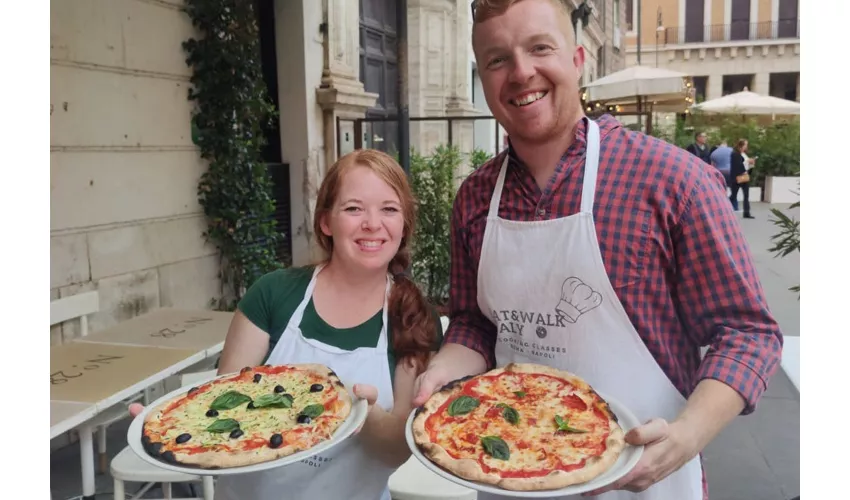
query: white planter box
764 176 800 204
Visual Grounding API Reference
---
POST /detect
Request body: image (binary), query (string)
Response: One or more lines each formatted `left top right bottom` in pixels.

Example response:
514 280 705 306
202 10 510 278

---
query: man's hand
412 344 487 407
584 418 699 495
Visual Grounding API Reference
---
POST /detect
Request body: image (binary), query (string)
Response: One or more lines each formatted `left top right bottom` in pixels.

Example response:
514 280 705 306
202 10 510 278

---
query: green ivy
409 145 461 305
183 0 281 310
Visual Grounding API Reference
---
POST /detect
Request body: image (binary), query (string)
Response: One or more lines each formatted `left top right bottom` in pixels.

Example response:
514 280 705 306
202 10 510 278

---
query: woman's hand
128 402 145 417
352 384 379 434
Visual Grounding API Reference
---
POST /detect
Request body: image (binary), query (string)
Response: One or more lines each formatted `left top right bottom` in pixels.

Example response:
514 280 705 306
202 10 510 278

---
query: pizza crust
142 364 353 469
411 363 627 491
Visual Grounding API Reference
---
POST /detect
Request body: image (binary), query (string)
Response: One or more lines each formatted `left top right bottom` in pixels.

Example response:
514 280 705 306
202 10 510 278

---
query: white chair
389 456 476 500
110 370 218 500
51 291 149 474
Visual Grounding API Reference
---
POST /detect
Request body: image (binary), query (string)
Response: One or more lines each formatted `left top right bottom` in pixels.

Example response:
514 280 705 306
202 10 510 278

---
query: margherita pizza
412 363 625 491
142 364 352 469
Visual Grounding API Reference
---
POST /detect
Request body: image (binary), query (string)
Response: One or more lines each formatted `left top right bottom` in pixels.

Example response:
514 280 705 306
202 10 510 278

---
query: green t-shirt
237 266 444 384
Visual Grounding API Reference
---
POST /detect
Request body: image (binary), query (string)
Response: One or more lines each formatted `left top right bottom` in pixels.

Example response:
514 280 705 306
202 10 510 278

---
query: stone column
707 74 723 100
316 0 378 172
445 0 478 178
752 72 770 96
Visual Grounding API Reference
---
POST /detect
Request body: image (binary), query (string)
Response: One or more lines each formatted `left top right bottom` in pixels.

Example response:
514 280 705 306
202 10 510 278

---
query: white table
50 308 232 500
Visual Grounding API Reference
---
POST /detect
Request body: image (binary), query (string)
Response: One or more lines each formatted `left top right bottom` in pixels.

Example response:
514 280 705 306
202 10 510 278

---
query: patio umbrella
691 89 800 116
583 65 691 102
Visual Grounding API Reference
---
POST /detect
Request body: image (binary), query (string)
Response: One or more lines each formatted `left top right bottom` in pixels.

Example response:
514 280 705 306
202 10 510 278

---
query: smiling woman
129 149 445 500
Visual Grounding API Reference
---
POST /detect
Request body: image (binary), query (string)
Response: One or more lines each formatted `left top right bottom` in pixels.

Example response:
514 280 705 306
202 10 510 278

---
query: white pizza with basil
412 363 625 491
142 364 352 468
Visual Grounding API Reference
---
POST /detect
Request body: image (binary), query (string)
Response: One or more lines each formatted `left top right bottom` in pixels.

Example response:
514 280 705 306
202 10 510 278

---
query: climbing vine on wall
183 0 280 310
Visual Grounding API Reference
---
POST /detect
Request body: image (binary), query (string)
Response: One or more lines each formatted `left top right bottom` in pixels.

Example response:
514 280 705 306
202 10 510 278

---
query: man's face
697 133 707 145
472 0 585 145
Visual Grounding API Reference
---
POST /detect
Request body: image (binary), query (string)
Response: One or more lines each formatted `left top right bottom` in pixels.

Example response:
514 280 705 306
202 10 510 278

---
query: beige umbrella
583 65 691 102
691 89 800 116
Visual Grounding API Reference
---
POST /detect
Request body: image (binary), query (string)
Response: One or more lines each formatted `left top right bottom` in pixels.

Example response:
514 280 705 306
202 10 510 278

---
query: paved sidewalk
702 202 800 500
49 203 800 500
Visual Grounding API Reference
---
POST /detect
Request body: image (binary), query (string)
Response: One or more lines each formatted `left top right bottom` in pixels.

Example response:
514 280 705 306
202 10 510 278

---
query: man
686 131 712 164
412 1 782 499
710 140 736 210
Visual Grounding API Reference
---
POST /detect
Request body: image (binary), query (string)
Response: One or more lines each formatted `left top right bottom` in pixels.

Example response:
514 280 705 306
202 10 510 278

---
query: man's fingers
128 402 145 417
412 371 442 407
625 418 669 446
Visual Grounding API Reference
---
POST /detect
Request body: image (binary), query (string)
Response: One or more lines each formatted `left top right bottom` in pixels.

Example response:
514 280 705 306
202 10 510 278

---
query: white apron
216 265 396 500
475 120 703 500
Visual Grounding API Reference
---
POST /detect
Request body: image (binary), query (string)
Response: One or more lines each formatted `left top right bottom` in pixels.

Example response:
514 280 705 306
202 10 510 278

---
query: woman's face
320 166 405 274
741 141 749 153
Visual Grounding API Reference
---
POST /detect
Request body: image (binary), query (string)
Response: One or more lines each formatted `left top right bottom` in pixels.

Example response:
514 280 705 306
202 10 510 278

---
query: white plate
127 372 369 476
405 393 644 498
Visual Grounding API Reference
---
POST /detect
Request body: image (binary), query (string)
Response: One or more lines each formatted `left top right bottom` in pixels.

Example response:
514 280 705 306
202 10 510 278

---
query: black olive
187 386 199 395
241 366 252 373
205 409 219 417
229 429 244 439
296 414 312 424
269 433 283 448
274 385 285 393
309 384 324 392
253 373 262 383
176 433 191 444
247 401 256 410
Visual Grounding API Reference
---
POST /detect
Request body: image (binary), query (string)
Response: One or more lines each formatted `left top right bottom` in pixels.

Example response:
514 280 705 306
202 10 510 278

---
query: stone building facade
623 0 800 102
50 0 627 338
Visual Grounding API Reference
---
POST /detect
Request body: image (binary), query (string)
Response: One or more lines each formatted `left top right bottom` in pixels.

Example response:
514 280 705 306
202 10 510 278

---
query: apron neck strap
488 119 602 218
580 119 601 214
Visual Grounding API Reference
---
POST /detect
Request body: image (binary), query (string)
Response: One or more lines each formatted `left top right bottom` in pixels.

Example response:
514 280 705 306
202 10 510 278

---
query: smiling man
412 1 784 499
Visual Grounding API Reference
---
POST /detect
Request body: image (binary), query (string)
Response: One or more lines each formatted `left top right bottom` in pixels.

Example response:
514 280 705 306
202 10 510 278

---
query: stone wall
50 0 219 342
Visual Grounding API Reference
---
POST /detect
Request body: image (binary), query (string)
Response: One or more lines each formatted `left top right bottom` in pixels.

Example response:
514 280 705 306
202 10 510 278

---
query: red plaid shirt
445 115 783 498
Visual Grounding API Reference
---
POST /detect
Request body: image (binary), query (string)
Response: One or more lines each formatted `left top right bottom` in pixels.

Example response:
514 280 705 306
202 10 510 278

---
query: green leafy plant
470 148 493 171
409 145 460 305
768 196 800 297
183 0 281 310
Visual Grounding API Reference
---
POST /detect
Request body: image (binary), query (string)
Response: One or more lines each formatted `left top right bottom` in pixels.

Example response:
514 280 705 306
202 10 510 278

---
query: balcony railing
663 20 799 45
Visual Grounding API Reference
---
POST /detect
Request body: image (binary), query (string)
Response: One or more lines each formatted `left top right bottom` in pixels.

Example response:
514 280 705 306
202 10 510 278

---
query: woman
730 138 756 219
130 149 442 500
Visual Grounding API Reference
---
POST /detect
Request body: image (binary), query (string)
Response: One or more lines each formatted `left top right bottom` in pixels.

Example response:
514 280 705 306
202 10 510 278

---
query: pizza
412 363 625 491
142 363 352 468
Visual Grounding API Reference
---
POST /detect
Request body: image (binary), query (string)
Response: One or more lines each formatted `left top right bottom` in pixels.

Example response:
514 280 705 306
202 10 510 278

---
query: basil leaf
301 404 325 418
554 415 587 433
448 395 480 416
206 418 240 433
480 435 510 460
513 391 526 398
252 393 294 409
209 391 252 410
501 405 519 425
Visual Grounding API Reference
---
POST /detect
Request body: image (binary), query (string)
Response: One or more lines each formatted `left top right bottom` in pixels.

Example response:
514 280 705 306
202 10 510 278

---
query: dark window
625 0 633 31
778 0 798 38
730 0 750 41
722 74 754 95
597 46 605 79
359 0 398 155
685 0 705 43
769 72 799 102
692 76 708 102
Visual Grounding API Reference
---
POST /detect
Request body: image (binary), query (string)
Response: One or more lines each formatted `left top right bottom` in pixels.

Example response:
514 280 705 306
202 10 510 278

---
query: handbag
736 172 750 184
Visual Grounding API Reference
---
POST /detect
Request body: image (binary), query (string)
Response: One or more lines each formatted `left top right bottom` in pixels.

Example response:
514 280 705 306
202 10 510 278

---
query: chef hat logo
556 277 603 323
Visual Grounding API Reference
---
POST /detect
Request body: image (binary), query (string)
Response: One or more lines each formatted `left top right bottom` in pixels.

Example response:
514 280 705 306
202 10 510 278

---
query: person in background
730 139 756 219
686 131 712 164
412 1 783 499
130 149 444 500
710 140 735 208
